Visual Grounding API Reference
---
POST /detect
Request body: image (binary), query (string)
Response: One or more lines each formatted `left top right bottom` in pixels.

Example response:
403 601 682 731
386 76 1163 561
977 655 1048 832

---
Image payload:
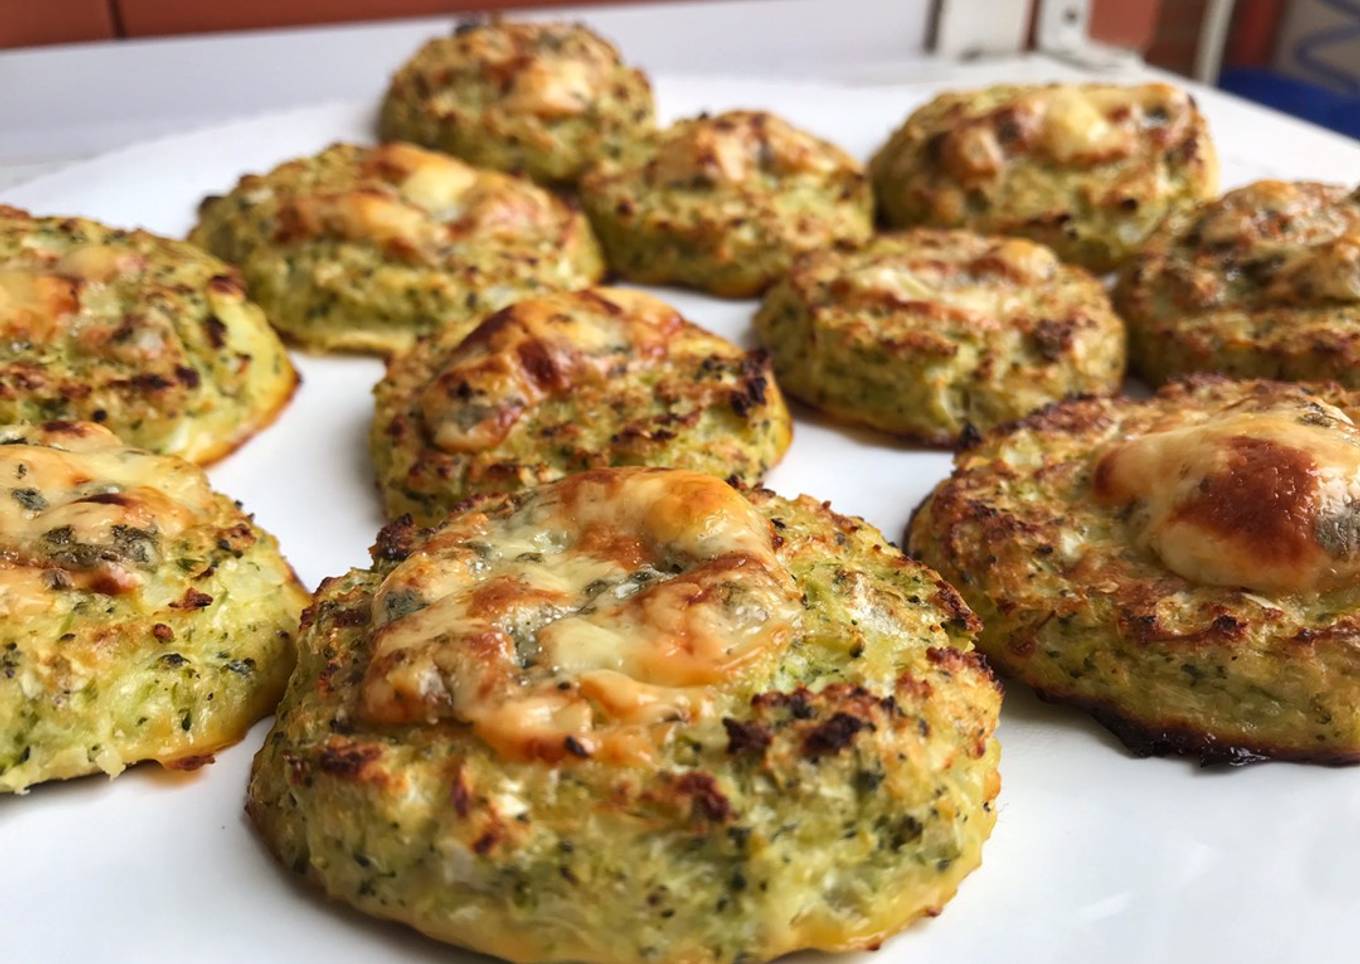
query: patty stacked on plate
870 83 1219 271
380 20 655 185
372 287 792 525
0 206 296 463
190 142 604 355
249 467 1001 962
1116 179 1360 385
911 377 1360 764
755 228 1126 443
0 420 307 793
580 110 873 296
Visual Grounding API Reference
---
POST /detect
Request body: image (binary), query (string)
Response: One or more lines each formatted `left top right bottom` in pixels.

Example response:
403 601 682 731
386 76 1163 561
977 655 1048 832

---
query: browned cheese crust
910 377 1360 765
1116 180 1360 386
372 288 792 524
755 229 1126 444
0 206 297 463
870 83 1219 271
249 468 1002 961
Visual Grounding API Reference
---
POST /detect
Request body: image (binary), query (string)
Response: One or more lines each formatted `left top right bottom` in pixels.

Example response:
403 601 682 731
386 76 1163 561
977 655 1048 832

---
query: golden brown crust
371 288 792 524
1115 180 1360 386
190 143 604 355
910 376 1360 764
580 111 873 297
870 83 1219 271
0 206 298 463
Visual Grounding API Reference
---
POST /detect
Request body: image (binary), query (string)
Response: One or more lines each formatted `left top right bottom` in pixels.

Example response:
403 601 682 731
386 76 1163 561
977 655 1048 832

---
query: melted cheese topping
418 288 683 453
55 243 146 283
944 83 1193 179
1186 181 1360 308
650 111 851 186
1094 404 1360 594
1030 86 1138 164
277 144 560 250
0 270 77 339
359 468 801 764
435 21 621 120
0 422 215 603
0 244 149 341
842 235 1058 320
503 58 601 118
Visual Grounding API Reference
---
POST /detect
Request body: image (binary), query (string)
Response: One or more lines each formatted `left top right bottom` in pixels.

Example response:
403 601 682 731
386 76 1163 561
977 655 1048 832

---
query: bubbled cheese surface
0 206 297 463
372 287 792 524
189 143 604 355
362 469 802 764
0 421 307 793
1095 404 1360 594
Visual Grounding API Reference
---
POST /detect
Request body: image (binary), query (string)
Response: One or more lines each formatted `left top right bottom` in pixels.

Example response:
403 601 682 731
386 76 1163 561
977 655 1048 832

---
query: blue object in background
1220 67 1360 139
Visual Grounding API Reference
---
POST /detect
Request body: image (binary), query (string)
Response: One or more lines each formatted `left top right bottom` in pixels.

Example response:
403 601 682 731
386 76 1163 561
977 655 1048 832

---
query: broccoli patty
580 110 873 297
372 288 792 525
1116 180 1360 385
249 467 1001 962
0 206 296 463
870 83 1219 271
380 20 655 185
0 420 308 793
191 142 604 355
910 377 1360 764
755 229 1125 444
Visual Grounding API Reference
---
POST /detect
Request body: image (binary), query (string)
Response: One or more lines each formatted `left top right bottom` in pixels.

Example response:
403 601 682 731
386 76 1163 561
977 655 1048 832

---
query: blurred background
3 0 1358 140
0 0 1355 188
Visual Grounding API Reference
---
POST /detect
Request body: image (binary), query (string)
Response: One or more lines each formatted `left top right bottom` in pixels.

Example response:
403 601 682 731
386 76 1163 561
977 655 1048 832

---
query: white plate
4 73 1360 964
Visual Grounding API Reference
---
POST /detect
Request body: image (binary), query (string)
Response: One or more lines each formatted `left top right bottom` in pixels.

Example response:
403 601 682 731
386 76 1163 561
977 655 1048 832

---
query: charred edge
926 645 1000 688
802 712 871 758
78 492 131 506
164 753 215 771
171 588 214 610
931 578 981 633
1032 685 1360 767
729 350 772 418
473 830 500 856
371 515 422 563
674 771 732 822
998 392 1116 440
450 770 472 818
1118 608 1247 646
1029 318 1076 362
204 316 228 348
332 606 372 628
207 274 245 296
317 742 384 778
129 373 175 392
576 289 626 316
722 717 772 755
752 687 816 719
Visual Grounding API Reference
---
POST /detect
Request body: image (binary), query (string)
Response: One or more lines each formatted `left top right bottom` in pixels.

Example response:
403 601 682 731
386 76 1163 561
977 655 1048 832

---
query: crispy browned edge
903 378 1360 768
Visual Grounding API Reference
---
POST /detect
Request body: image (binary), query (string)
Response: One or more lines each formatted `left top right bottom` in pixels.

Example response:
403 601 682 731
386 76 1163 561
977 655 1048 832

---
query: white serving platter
4 72 1360 964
